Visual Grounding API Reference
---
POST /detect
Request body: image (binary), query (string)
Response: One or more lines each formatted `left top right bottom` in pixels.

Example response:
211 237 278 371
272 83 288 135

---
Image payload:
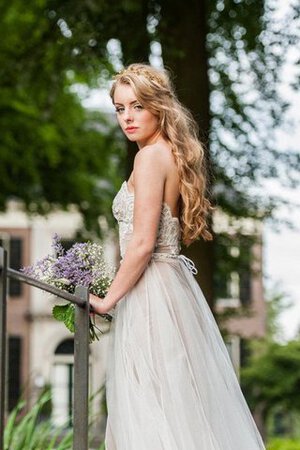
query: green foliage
157 0 299 220
1 0 299 234
267 407 300 440
206 0 300 218
241 339 300 414
237 290 300 439
264 287 294 342
52 304 75 332
38 383 53 418
0 0 126 237
4 385 107 449
52 303 106 343
267 438 300 450
4 390 73 450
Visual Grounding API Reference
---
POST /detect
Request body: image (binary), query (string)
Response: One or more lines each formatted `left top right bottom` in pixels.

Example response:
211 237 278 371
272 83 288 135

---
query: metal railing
0 246 110 450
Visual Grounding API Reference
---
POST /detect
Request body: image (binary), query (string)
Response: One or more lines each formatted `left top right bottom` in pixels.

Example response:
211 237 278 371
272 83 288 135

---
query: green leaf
52 303 75 334
52 304 69 322
64 304 75 333
4 398 26 448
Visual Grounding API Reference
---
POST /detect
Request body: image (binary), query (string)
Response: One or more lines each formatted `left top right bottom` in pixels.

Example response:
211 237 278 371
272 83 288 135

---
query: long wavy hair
110 63 214 245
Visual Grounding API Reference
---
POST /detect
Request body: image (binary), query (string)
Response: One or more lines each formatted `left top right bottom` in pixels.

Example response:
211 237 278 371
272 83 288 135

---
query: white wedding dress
104 180 265 450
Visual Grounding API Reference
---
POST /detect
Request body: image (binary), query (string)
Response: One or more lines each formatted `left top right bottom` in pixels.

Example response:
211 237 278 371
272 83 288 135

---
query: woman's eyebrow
114 100 139 106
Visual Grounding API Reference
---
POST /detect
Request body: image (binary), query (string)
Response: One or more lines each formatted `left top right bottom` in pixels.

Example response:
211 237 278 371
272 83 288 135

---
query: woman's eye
134 105 143 110
115 107 124 113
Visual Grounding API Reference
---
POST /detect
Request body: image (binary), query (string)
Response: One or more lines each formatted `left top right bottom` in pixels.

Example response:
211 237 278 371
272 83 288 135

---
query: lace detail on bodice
112 181 181 258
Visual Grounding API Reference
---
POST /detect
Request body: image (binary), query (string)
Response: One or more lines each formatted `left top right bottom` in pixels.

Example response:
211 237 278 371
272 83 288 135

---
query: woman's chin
126 135 138 142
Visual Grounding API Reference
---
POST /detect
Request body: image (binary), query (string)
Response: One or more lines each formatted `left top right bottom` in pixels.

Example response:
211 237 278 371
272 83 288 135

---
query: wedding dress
104 180 265 450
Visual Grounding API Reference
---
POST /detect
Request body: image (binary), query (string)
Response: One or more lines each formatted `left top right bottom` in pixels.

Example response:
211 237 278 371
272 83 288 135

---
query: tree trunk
158 0 215 306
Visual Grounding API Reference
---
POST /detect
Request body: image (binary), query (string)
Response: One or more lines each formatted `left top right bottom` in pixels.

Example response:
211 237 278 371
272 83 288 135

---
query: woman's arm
90 145 167 314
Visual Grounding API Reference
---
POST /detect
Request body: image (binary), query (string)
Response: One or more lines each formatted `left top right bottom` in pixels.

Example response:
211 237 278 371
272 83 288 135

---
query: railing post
0 248 7 450
73 286 89 450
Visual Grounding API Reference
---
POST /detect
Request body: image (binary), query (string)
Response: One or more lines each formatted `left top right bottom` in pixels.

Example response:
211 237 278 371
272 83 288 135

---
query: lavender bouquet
23 235 115 343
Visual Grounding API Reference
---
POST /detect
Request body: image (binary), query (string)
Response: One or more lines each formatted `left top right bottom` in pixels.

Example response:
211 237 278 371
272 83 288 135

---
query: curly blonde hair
110 63 214 245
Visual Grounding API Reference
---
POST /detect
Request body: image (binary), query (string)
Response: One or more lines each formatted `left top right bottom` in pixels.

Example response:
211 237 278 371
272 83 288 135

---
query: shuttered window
8 336 22 411
9 238 23 297
0 237 23 297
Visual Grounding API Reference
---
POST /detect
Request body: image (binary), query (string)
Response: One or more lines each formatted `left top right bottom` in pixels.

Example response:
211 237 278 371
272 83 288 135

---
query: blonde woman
89 64 265 450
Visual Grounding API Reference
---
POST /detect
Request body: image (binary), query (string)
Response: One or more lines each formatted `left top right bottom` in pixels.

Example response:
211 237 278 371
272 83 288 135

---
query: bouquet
22 234 115 343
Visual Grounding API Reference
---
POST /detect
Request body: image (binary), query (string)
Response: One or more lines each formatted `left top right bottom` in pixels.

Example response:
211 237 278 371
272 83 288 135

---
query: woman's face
113 83 160 148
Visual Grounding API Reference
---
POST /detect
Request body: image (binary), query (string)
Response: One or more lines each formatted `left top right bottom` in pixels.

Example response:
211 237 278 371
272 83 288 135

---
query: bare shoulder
134 142 174 173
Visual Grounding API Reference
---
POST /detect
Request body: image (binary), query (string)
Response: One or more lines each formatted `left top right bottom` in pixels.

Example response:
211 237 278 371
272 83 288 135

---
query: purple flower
21 235 115 342
22 235 115 295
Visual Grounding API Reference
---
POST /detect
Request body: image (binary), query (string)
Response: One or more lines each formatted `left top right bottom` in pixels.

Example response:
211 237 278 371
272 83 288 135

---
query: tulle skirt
104 255 265 450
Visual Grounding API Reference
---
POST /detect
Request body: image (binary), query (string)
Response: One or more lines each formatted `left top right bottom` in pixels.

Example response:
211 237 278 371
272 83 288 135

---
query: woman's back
126 143 181 220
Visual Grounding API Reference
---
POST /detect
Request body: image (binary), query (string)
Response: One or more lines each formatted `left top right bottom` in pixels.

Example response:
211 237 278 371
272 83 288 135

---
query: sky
262 81 300 340
262 0 300 341
83 1 300 342
264 209 300 341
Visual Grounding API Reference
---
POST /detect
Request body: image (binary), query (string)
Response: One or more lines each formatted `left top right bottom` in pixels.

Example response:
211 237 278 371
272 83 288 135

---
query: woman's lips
125 127 138 133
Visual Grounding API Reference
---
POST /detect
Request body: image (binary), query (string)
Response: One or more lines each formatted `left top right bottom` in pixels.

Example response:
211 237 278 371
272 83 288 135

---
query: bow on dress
178 254 198 275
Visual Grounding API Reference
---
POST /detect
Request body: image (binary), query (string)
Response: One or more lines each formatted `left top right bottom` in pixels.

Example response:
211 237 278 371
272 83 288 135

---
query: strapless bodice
112 181 181 259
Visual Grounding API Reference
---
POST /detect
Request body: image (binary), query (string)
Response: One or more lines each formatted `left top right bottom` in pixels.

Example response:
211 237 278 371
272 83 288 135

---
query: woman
89 63 266 450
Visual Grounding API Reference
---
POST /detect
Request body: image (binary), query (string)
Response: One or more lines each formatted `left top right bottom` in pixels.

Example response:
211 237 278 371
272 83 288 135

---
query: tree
157 0 215 302
156 0 299 304
241 339 300 438
0 0 125 237
240 289 300 438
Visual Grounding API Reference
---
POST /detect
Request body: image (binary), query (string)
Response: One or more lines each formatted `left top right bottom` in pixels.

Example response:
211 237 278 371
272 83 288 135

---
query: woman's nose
123 108 133 122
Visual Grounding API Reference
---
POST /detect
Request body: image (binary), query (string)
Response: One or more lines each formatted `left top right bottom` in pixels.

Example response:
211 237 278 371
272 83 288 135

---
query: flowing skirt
104 256 265 450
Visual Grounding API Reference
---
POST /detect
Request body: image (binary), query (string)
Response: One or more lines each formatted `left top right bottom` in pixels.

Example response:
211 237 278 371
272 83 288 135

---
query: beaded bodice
112 181 181 259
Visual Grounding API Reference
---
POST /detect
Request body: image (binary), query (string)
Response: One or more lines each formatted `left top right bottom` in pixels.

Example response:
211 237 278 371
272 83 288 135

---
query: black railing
0 246 111 450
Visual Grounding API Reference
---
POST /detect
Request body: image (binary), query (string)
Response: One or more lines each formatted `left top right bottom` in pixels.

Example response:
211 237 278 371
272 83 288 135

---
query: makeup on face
113 84 160 148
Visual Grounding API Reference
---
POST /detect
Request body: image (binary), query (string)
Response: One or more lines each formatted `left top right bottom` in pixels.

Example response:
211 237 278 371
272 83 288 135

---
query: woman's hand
89 293 111 315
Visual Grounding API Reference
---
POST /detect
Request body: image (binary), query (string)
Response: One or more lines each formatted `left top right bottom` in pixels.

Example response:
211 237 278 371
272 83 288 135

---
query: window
238 238 252 306
52 338 91 428
0 237 23 297
214 233 253 306
214 235 240 305
9 238 23 296
240 338 251 368
8 336 22 411
55 339 74 355
52 339 75 428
